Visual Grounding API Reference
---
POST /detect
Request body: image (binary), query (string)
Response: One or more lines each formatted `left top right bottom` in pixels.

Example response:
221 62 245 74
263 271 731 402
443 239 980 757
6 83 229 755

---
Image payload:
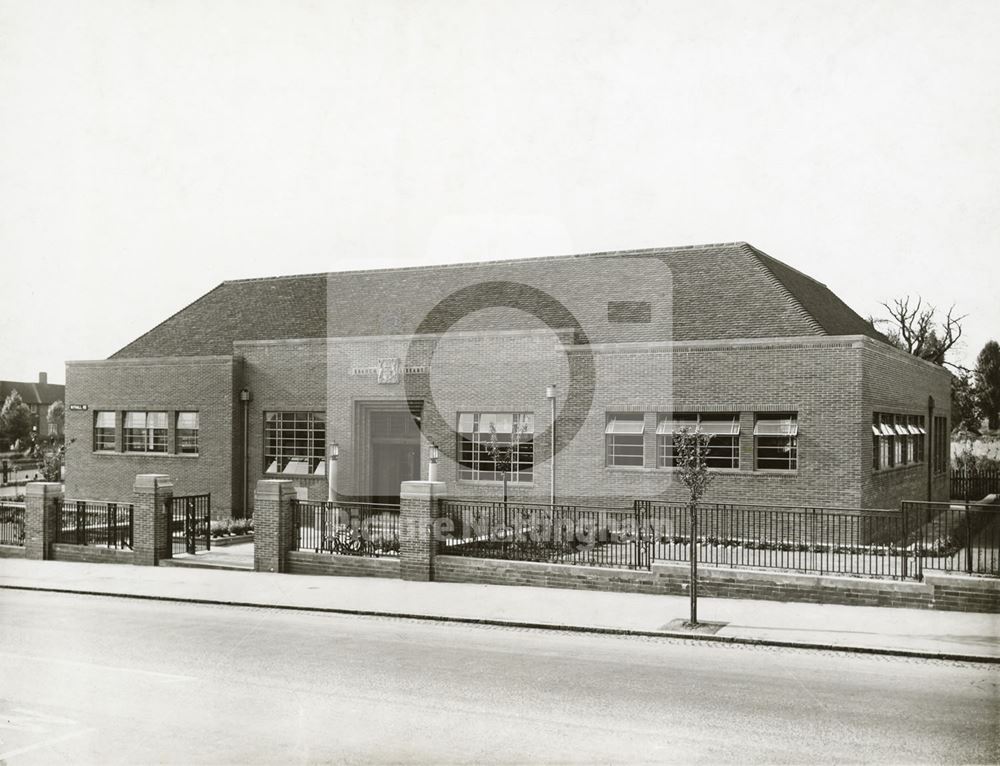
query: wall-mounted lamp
330 442 340 460
239 388 252 402
428 443 439 482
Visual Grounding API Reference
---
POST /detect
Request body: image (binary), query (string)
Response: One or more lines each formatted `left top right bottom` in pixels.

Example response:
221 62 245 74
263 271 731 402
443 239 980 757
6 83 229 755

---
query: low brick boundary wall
50 543 135 565
433 555 1000 613
286 551 400 579
0 545 26 559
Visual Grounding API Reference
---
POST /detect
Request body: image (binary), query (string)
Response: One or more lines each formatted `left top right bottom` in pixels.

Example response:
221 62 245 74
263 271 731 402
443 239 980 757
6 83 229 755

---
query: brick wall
0 545 26 559
286 550 400 578
50 543 135 565
861 343 951 507
433 555 1000 613
234 333 948 512
65 356 242 517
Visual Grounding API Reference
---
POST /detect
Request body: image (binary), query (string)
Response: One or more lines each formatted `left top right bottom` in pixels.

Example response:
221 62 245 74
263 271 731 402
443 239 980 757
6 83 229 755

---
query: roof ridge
219 241 752 285
744 243 833 290
108 282 229 359
740 243 827 336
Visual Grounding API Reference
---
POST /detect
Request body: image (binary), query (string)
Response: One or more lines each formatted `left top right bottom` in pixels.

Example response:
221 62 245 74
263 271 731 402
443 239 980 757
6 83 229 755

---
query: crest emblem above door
376 357 402 385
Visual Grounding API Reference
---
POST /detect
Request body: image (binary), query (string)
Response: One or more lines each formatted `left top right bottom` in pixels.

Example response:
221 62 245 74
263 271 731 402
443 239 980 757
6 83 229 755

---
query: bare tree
674 426 715 626
870 296 966 370
975 340 1000 431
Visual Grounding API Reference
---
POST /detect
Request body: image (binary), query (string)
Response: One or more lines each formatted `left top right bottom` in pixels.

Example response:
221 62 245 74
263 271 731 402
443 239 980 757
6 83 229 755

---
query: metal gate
633 499 654 570
171 494 211 555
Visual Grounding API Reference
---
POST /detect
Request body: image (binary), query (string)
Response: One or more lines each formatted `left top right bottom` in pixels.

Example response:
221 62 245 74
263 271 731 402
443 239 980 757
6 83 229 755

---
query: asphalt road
0 589 996 764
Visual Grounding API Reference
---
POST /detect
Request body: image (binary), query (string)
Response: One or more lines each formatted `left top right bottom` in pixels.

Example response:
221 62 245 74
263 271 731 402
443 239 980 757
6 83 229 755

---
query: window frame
123 410 168 454
605 413 645 468
753 414 798 472
263 411 327 476
656 413 740 470
456 411 534 483
93 410 117 452
176 411 200 455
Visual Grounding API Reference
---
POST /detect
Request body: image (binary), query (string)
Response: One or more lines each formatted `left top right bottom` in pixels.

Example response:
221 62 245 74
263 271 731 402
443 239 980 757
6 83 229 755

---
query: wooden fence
951 470 1000 500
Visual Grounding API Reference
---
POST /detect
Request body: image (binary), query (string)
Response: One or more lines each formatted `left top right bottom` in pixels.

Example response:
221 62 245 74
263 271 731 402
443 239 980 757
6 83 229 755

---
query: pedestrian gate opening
170 494 211 555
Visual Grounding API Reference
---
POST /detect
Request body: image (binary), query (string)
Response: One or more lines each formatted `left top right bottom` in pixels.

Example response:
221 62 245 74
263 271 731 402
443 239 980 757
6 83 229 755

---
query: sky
1 0 998 386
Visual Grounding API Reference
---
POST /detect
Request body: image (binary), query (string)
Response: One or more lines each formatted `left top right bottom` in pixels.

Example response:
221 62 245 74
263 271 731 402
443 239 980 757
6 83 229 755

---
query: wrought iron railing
0 501 26 546
439 500 649 570
437 498 997 581
642 501 917 580
293 500 400 557
901 500 1000 577
58 500 134 549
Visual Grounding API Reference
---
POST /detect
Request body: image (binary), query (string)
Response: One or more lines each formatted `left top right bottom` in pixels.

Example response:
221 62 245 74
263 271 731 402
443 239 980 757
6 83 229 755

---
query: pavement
2 547 998 663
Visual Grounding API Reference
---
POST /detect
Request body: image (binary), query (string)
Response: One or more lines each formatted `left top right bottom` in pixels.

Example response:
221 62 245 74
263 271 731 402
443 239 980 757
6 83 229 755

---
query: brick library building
65 242 951 517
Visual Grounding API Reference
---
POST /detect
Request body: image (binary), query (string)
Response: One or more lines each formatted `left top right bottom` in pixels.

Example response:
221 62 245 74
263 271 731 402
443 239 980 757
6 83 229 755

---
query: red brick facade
64 245 952 514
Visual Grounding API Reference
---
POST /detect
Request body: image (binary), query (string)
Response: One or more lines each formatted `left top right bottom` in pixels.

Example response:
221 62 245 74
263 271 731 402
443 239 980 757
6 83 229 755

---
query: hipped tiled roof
0 380 65 406
110 242 885 359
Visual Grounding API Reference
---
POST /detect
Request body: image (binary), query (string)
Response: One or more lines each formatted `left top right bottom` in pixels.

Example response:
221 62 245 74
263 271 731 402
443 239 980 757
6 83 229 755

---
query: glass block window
176 412 199 455
264 412 326 474
605 414 645 467
753 415 798 471
656 413 739 469
456 412 534 482
124 411 168 453
94 411 116 452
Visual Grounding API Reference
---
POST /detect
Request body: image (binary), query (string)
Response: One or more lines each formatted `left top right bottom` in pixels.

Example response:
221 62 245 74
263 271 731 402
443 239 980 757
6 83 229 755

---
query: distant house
0 373 65 437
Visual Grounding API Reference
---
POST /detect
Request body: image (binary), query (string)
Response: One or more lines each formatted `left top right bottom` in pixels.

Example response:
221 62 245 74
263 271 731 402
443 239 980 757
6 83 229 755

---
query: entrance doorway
367 408 421 504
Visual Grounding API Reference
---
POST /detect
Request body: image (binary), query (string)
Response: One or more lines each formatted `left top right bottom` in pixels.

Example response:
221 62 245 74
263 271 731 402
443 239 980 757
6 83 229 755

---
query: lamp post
327 442 339 502
428 443 439 483
546 384 556 506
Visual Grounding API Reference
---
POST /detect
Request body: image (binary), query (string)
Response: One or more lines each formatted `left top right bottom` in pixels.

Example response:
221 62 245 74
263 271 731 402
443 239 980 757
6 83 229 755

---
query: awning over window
655 416 697 435
872 424 881 436
698 417 740 436
458 412 534 434
177 412 199 430
753 417 798 436
879 423 896 436
908 424 926 435
95 411 115 428
893 423 910 436
124 412 146 429
606 416 645 435
656 416 739 435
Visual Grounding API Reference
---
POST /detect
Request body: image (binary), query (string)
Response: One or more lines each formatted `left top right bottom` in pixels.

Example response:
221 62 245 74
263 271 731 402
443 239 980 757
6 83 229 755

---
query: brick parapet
399 481 446 581
433 555 999 613
132 474 173 566
24 482 63 560
254 479 296 573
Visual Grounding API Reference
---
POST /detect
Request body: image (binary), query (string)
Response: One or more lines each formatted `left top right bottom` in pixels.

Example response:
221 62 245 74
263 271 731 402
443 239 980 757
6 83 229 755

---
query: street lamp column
546 384 556 506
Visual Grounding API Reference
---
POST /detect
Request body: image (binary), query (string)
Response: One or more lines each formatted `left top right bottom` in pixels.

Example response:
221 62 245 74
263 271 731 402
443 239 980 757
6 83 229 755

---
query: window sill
456 479 536 488
752 469 799 476
605 465 653 472
264 473 326 480
873 462 925 475
93 451 199 459
656 467 744 475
